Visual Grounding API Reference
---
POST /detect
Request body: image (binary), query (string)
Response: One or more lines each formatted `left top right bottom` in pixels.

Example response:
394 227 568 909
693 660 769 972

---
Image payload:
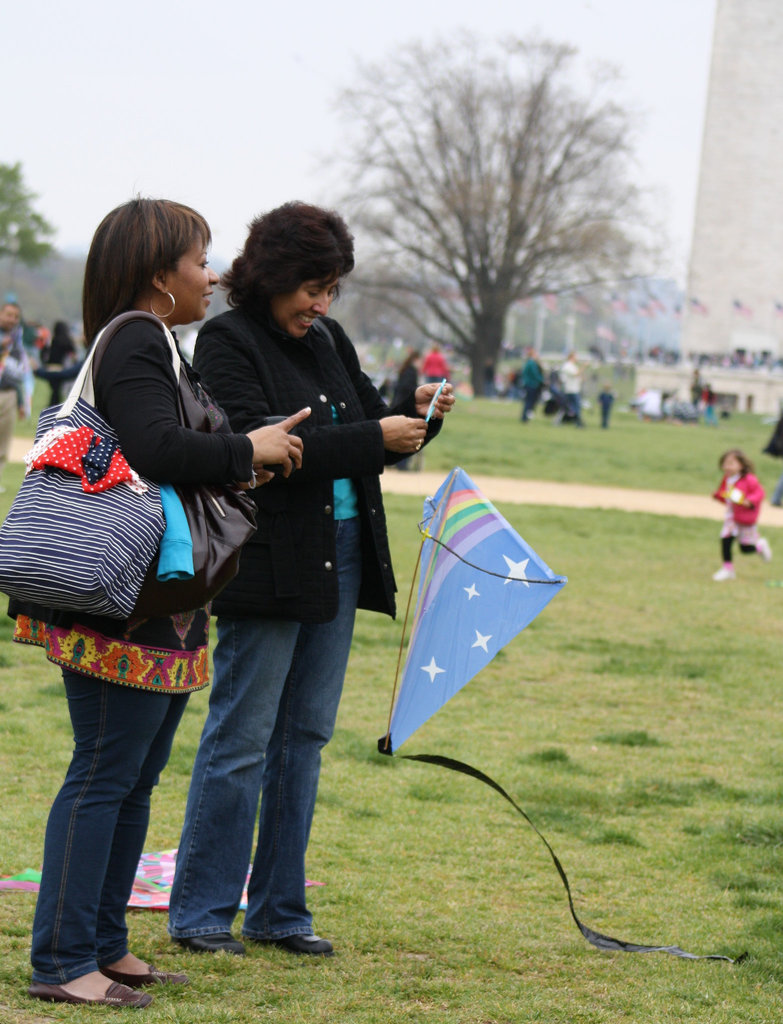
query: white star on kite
464 583 480 600
421 657 445 683
503 555 530 588
472 630 491 652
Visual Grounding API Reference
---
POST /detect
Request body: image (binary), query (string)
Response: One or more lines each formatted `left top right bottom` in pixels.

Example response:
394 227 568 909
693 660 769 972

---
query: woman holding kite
168 201 455 957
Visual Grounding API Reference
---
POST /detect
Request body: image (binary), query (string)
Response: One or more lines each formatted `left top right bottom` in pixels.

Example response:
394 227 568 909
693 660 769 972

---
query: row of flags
519 292 783 322
517 292 676 319
688 297 783 319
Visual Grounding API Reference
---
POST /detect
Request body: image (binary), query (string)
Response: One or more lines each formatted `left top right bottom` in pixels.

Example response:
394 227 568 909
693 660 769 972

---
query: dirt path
380 468 783 527
12 437 783 527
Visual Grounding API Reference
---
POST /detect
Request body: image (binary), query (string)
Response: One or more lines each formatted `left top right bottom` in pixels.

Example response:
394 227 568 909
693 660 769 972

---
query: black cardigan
96 320 253 483
193 307 441 623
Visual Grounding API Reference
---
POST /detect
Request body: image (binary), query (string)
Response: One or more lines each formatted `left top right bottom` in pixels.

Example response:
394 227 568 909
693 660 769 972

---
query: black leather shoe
270 934 334 956
101 963 189 986
174 932 245 955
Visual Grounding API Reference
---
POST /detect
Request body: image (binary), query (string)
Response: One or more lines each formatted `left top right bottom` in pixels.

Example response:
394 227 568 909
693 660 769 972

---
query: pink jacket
712 472 764 525
422 349 450 379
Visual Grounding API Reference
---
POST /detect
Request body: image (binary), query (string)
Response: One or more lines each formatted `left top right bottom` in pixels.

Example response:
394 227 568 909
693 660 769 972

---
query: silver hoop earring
150 292 176 319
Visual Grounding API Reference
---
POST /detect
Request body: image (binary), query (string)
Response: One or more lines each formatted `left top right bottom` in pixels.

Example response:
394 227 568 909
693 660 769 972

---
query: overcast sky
8 0 716 281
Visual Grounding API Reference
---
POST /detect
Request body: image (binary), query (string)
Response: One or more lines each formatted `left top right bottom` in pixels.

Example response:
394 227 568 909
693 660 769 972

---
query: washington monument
681 0 783 358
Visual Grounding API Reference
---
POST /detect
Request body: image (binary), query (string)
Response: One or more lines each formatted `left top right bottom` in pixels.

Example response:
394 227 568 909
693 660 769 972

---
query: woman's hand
236 469 274 490
380 415 428 453
413 381 456 419
246 407 310 478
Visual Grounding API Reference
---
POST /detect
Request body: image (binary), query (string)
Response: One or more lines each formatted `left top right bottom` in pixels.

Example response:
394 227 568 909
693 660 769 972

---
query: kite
381 466 566 754
379 467 742 963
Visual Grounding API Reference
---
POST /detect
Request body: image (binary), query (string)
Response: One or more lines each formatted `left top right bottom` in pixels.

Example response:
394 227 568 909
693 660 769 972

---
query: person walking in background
711 448 771 581
598 384 615 428
392 348 421 470
47 321 77 367
690 368 703 408
422 342 450 383
519 347 544 422
392 348 420 406
763 410 783 506
560 351 584 427
701 383 718 426
35 321 81 405
0 301 30 492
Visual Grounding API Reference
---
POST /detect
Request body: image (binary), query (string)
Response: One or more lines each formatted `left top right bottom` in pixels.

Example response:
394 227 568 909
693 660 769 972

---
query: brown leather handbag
92 311 256 618
133 354 257 617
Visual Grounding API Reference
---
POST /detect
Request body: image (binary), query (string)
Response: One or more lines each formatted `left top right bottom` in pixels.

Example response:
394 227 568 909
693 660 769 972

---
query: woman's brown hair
82 198 211 342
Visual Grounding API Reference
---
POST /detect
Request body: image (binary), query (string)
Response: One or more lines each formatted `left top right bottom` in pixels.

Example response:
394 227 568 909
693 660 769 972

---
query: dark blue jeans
31 671 188 983
521 386 542 421
565 392 583 425
169 516 362 941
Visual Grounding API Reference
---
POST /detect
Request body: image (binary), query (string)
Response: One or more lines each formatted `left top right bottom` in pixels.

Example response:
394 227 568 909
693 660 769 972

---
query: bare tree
336 35 653 392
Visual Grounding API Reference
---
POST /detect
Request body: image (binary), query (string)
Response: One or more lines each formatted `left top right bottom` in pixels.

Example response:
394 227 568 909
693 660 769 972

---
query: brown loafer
28 980 153 1007
101 964 189 987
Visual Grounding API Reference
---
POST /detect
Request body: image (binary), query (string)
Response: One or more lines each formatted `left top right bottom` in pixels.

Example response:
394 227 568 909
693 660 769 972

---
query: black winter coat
193 306 441 623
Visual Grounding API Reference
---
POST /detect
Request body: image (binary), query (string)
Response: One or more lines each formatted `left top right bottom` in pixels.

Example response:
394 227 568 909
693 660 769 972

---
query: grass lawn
1 387 783 1021
421 394 781 496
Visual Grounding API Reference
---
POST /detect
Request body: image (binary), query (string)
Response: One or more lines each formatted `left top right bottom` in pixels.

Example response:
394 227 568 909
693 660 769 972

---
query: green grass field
1 391 783 1022
422 394 779 496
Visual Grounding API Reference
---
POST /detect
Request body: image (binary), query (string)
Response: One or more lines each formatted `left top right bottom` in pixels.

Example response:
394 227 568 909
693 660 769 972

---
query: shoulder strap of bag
311 316 337 352
56 311 180 421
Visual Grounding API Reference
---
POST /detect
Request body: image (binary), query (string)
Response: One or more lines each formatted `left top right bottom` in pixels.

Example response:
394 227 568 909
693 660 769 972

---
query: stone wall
636 364 783 415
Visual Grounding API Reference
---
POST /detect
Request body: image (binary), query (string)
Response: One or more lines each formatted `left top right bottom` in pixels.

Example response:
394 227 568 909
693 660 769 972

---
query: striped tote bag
0 315 166 619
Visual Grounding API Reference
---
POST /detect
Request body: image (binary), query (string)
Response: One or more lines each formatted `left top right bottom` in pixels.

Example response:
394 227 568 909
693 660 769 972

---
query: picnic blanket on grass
1 850 323 910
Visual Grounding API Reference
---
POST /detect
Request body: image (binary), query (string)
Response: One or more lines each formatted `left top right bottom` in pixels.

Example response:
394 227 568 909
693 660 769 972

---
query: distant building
636 362 783 416
681 0 783 359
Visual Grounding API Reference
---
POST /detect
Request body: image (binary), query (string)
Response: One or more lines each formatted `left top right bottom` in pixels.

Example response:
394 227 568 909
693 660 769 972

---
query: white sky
7 0 716 282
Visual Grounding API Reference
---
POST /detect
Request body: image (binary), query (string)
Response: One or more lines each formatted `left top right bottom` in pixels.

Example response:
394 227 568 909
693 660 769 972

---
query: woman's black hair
223 201 354 308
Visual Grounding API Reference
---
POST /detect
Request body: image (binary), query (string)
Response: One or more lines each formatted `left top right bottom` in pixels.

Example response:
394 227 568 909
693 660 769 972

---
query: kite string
417 521 567 586
381 537 425 753
381 474 459 753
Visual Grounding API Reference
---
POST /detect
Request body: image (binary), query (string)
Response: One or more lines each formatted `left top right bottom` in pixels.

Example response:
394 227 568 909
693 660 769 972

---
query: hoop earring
150 292 176 319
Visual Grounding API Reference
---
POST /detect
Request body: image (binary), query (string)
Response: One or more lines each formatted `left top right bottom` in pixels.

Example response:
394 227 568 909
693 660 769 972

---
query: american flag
732 299 753 318
572 294 593 315
543 293 558 313
610 294 628 313
689 296 709 315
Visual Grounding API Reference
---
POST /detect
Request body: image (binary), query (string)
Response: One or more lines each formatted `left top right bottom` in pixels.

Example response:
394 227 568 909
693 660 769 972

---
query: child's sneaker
757 537 773 562
712 565 736 581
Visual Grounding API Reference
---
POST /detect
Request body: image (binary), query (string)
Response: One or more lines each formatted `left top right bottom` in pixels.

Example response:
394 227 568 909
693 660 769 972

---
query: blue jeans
31 672 188 983
521 386 541 421
565 392 583 424
169 517 362 940
772 470 783 506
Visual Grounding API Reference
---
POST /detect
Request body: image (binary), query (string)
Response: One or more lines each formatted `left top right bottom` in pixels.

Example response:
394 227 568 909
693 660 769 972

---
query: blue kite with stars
384 467 567 752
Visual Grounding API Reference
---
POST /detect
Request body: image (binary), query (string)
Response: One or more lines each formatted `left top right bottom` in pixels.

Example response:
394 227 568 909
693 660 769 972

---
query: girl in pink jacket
711 449 772 580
